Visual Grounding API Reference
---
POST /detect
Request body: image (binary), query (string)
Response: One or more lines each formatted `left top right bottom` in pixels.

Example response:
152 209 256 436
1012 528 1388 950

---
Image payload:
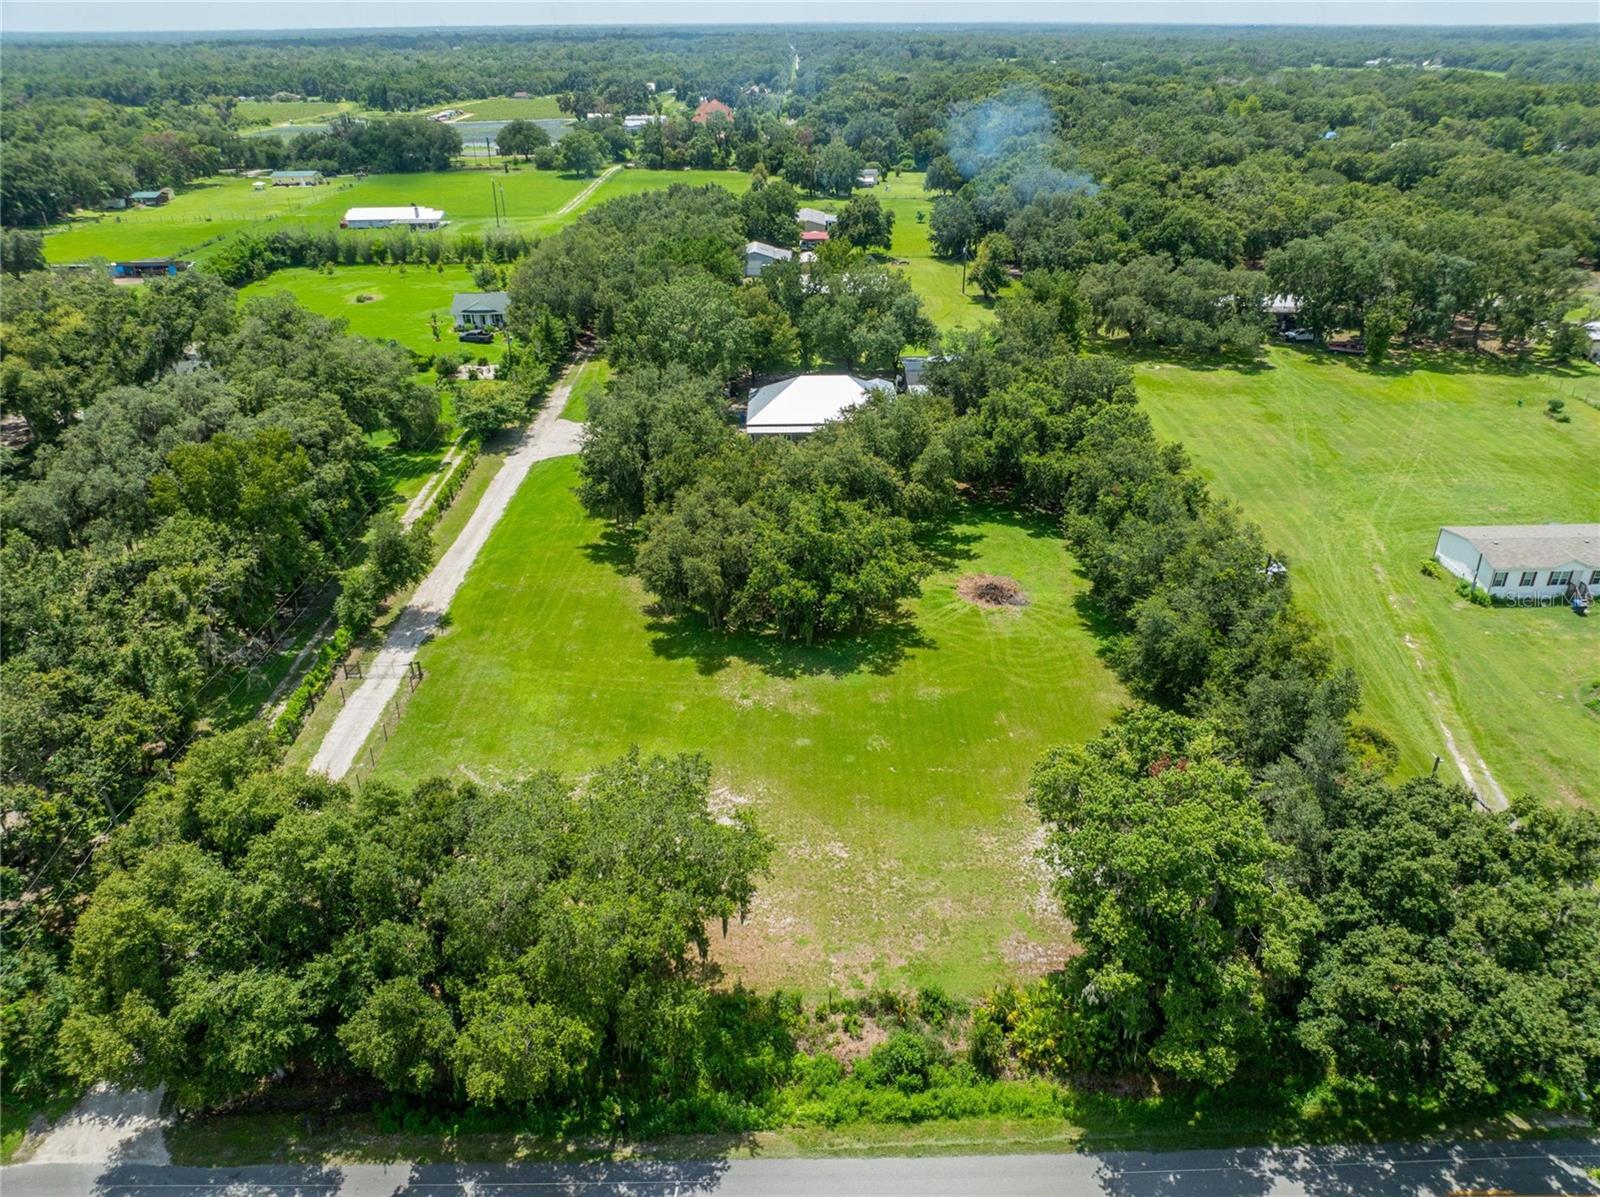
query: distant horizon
2 1 1595 36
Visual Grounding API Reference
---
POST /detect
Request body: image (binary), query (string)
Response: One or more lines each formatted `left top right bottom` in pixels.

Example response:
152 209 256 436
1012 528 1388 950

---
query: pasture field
445 95 566 120
1137 346 1600 806
39 175 359 263
368 455 1128 995
239 264 510 361
233 99 357 128
40 167 749 265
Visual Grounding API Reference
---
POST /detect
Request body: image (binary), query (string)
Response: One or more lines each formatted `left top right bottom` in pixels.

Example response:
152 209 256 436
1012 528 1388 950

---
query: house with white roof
744 241 793 277
341 205 447 230
1433 523 1599 601
744 374 894 437
1583 320 1600 364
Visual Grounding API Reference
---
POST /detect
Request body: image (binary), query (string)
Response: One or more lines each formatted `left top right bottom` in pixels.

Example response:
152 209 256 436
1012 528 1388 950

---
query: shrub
1419 559 1442 579
855 1030 936 1093
915 985 958 1029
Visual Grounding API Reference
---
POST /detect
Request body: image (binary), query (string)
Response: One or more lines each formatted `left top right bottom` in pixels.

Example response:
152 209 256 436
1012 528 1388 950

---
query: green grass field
239 264 510 362
368 455 1127 995
1136 345 1600 806
445 95 566 120
40 176 360 263
40 167 749 265
233 99 357 128
560 357 611 420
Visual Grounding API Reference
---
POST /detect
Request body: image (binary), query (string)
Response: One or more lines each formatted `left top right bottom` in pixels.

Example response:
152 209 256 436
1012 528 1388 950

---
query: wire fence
342 662 426 788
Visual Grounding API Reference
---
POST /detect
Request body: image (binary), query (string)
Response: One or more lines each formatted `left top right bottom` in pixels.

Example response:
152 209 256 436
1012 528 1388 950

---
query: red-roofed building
800 229 830 244
693 98 734 124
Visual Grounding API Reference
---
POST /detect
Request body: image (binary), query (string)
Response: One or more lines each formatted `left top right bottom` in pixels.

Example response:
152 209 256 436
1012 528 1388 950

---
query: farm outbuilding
270 170 324 186
797 207 837 234
111 258 192 281
1434 524 1599 601
744 241 793 277
744 374 894 437
341 205 447 229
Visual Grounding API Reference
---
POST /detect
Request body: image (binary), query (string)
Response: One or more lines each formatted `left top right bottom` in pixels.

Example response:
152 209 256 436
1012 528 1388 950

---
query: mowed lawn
445 95 566 120
373 455 1127 995
801 172 995 336
233 99 358 128
239 264 510 361
40 175 353 263
1137 346 1600 806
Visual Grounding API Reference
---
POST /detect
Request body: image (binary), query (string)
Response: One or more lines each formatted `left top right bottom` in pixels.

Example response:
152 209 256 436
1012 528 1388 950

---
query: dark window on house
1520 571 1538 587
1590 569 1599 586
1490 572 1508 588
1548 570 1573 586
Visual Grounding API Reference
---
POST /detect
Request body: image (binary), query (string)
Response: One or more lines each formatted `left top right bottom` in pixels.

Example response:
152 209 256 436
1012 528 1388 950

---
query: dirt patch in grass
958 574 1028 608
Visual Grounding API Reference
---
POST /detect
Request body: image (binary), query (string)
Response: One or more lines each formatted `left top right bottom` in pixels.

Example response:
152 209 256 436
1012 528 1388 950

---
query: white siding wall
1434 530 1490 587
1434 530 1596 599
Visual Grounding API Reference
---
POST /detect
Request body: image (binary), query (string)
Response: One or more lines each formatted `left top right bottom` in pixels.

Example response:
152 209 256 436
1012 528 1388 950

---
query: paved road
6 1139 1597 1196
309 365 585 779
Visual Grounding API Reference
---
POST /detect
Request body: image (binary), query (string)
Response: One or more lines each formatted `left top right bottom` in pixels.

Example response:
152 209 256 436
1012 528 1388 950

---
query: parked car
458 328 495 344
1281 328 1315 343
1325 337 1365 355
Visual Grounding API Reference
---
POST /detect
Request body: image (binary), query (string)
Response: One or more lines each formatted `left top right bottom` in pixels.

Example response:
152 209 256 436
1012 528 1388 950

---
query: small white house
341 205 447 230
1434 523 1600 601
744 241 793 277
270 170 324 186
451 292 510 329
858 167 881 187
797 207 837 234
744 374 894 437
1584 320 1600 364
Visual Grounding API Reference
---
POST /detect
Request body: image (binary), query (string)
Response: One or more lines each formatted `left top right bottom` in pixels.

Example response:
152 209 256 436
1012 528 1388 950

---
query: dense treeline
3 25 1592 111
208 224 535 287
998 707 1600 1103
0 277 447 1106
55 739 770 1112
506 181 932 381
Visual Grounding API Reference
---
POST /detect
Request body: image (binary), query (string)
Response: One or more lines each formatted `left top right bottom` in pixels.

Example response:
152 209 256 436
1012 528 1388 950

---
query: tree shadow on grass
1072 591 1129 680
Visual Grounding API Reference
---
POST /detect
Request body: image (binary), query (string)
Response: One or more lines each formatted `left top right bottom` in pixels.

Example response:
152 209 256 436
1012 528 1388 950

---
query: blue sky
1 0 1594 33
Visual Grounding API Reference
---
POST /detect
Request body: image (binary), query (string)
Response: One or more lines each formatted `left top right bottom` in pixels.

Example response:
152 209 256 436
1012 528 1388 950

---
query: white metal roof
745 374 892 436
745 241 793 260
796 207 837 225
1442 524 1599 570
343 206 446 223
